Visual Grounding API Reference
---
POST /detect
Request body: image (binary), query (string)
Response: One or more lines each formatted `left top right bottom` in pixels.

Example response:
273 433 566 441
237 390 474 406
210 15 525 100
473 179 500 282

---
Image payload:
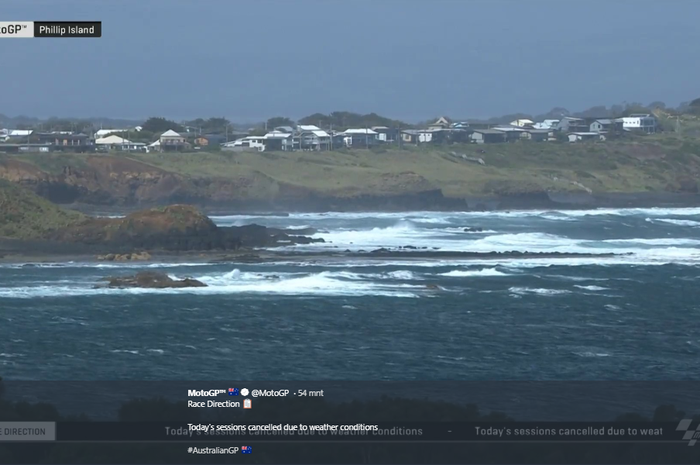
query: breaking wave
439 268 510 277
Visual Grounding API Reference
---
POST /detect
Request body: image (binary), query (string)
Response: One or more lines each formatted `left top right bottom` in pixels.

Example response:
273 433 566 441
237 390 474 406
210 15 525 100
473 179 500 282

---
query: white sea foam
646 218 700 227
574 285 609 291
211 207 700 222
385 270 419 280
439 268 510 277
509 287 571 296
0 269 422 299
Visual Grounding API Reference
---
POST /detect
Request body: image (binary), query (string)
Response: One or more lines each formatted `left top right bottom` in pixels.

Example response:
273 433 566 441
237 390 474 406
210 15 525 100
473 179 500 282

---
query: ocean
1 207 700 381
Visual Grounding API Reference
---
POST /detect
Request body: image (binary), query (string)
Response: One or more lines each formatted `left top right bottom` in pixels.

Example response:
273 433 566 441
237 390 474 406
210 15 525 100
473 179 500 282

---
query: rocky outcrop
104 271 206 289
44 205 322 252
97 252 152 261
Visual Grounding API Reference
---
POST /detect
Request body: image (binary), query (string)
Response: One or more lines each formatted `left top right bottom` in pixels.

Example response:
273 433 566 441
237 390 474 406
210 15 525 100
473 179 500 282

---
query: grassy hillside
0 179 85 239
8 135 700 200
123 136 700 197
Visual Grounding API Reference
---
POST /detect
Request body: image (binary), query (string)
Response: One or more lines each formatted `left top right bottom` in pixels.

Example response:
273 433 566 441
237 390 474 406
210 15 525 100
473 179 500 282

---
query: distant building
428 116 451 130
343 128 378 147
401 129 421 144
509 119 534 128
263 131 293 151
35 132 92 150
567 132 604 142
371 126 399 142
94 128 130 139
194 134 227 146
95 135 146 151
470 129 506 144
533 119 559 130
493 125 526 142
556 117 588 132
619 114 657 133
222 136 266 152
159 129 188 151
295 125 331 150
523 129 550 142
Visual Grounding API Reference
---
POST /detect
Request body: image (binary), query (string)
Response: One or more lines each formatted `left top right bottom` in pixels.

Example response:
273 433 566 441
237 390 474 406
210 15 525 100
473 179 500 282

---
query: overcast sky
1 0 698 122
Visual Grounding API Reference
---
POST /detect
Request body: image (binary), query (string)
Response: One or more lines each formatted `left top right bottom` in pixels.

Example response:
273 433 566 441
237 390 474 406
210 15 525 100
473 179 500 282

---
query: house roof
473 129 505 135
344 128 378 135
95 135 131 144
311 130 330 137
160 129 181 137
9 129 33 136
431 116 451 126
493 126 525 132
594 119 612 124
95 129 129 137
264 131 292 139
297 125 321 131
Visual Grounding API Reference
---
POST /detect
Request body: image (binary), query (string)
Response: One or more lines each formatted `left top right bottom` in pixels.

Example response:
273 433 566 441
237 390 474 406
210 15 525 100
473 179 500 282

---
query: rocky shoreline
62 191 700 215
0 247 630 265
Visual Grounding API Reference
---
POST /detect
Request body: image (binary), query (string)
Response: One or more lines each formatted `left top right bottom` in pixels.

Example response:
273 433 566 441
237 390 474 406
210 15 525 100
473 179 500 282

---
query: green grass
121 139 699 197
8 137 700 199
0 179 85 239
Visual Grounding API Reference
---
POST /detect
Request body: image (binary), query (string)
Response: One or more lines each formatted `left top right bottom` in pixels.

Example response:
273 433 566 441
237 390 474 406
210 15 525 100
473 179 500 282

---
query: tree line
3 99 700 141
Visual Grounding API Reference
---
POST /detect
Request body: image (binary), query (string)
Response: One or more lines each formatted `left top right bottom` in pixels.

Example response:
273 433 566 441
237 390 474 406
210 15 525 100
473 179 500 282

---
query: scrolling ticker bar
0 422 698 445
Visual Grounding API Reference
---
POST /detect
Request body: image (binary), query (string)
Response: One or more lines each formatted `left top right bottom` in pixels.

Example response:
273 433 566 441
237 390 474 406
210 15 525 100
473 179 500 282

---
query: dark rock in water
425 284 440 290
402 245 418 250
464 227 484 232
371 248 391 253
287 235 325 244
104 271 207 289
283 227 317 236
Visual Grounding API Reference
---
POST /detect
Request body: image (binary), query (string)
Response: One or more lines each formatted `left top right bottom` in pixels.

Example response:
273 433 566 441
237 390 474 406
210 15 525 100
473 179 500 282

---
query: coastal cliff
2 139 700 210
0 181 321 255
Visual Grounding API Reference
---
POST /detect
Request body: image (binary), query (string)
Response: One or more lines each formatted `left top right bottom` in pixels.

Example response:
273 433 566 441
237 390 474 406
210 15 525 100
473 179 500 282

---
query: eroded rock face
105 271 207 288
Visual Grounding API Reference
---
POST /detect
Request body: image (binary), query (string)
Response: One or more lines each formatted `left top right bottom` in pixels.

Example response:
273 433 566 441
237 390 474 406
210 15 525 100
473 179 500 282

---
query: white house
222 136 266 151
342 128 378 147
95 135 146 151
533 119 559 129
618 114 657 133
296 125 331 150
509 119 534 127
